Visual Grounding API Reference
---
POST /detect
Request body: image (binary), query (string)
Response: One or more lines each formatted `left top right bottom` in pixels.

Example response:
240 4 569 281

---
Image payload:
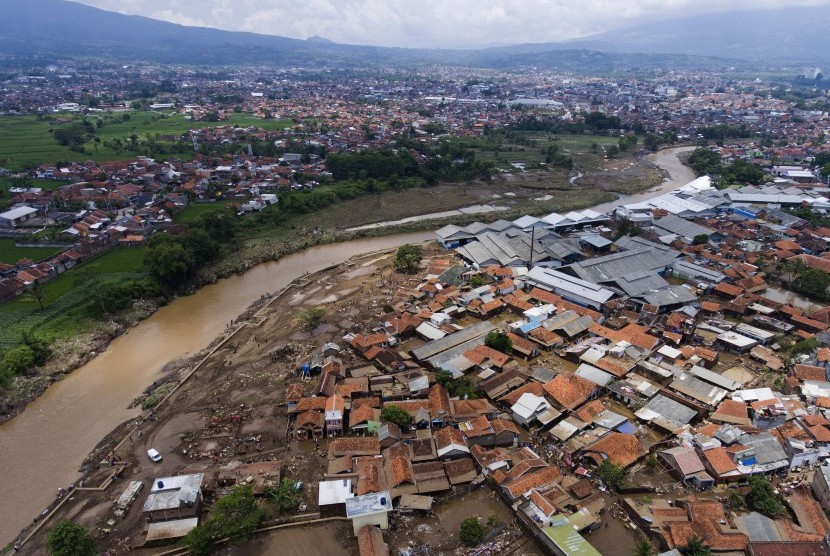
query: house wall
351 512 389 536
811 467 830 509
789 450 820 469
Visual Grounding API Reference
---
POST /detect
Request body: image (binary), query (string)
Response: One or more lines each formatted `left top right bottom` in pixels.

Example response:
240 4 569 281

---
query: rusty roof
583 432 645 468
701 447 738 476
543 373 598 410
504 465 562 499
357 525 390 556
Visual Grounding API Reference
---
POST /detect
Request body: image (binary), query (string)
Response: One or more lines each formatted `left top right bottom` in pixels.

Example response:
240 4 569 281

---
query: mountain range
1 0 828 71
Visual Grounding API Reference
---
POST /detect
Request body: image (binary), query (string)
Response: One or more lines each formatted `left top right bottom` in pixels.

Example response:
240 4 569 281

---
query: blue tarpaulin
616 421 637 435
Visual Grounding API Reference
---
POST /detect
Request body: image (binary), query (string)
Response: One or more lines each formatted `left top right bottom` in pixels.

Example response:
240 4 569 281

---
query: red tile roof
543 373 599 410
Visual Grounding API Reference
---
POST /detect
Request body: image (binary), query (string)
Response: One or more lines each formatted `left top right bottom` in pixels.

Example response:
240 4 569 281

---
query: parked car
147 448 163 462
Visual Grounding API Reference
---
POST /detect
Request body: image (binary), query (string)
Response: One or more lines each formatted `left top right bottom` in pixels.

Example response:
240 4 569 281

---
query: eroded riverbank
0 146 695 547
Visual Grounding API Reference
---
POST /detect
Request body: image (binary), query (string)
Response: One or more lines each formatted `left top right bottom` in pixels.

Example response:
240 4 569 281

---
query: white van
147 448 163 462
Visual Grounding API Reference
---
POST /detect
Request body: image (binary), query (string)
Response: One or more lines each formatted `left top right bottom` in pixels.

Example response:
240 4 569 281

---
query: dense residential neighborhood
4 15 830 556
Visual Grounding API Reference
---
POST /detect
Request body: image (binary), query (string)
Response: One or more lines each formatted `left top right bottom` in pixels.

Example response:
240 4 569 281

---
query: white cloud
71 0 830 48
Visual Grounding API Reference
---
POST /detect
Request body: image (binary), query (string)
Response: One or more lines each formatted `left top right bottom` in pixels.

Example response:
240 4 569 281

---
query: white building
511 393 552 427
345 491 393 535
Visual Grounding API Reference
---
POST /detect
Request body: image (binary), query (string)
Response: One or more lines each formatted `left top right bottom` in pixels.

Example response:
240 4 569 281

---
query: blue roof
519 321 542 334
616 421 637 435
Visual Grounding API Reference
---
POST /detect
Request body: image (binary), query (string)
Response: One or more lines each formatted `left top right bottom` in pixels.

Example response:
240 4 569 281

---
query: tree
606 145 619 158
298 306 325 330
52 124 89 148
790 337 820 358
747 476 787 518
22 330 51 365
685 534 712 556
26 282 46 310
181 524 214 556
469 274 485 287
644 453 658 469
267 478 301 513
145 240 195 288
380 405 411 427
434 369 454 388
643 134 662 152
688 148 722 176
793 269 830 300
692 234 709 246
726 491 745 511
183 485 265 555
484 331 512 354
632 537 656 556
595 460 625 489
393 244 422 273
47 520 97 556
459 516 486 547
1 345 35 376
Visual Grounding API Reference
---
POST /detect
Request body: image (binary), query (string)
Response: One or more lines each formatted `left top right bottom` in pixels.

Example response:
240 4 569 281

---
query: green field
173 202 231 224
0 112 293 170
0 239 65 264
454 132 621 172
0 247 147 351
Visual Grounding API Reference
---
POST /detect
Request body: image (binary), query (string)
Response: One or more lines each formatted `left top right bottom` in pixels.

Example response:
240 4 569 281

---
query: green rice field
0 247 148 351
0 112 293 170
0 239 65 264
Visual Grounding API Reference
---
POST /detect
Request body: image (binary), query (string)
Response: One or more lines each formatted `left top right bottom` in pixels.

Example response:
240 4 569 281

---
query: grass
0 112 293 170
0 239 65 264
0 247 147 352
462 133 621 171
173 202 231 224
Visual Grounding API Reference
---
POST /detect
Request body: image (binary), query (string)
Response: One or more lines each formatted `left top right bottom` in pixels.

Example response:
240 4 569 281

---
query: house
349 401 380 434
581 432 646 468
659 447 713 489
481 368 527 399
444 458 478 485
357 525 390 556
434 427 470 460
142 474 203 523
506 332 539 359
326 394 345 436
0 206 39 228
710 399 751 426
511 392 554 427
295 410 324 440
318 479 355 515
346 491 393 536
811 464 830 509
459 416 520 447
543 373 601 411
329 437 381 459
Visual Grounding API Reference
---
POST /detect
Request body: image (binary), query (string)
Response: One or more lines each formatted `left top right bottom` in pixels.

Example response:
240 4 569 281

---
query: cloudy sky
71 0 829 49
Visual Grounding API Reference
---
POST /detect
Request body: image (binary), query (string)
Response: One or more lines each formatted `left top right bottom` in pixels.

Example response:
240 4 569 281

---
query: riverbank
0 146 693 548
0 148 662 424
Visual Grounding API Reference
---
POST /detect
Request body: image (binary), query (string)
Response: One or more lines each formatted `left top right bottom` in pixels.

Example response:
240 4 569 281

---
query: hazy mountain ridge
0 0 821 71
559 7 830 64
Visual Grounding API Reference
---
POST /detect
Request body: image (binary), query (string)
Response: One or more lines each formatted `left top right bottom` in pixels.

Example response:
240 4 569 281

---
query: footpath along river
0 146 694 545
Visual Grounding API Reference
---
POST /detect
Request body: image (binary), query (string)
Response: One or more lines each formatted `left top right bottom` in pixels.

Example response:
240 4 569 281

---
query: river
592 146 697 213
0 232 432 545
0 146 695 546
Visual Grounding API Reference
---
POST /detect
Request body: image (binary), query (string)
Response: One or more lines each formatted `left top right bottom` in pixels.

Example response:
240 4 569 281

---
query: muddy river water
0 147 695 545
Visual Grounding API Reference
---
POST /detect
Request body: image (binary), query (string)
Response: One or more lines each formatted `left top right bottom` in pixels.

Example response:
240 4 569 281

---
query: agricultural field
0 239 65 264
0 247 147 351
454 132 621 172
0 112 293 170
